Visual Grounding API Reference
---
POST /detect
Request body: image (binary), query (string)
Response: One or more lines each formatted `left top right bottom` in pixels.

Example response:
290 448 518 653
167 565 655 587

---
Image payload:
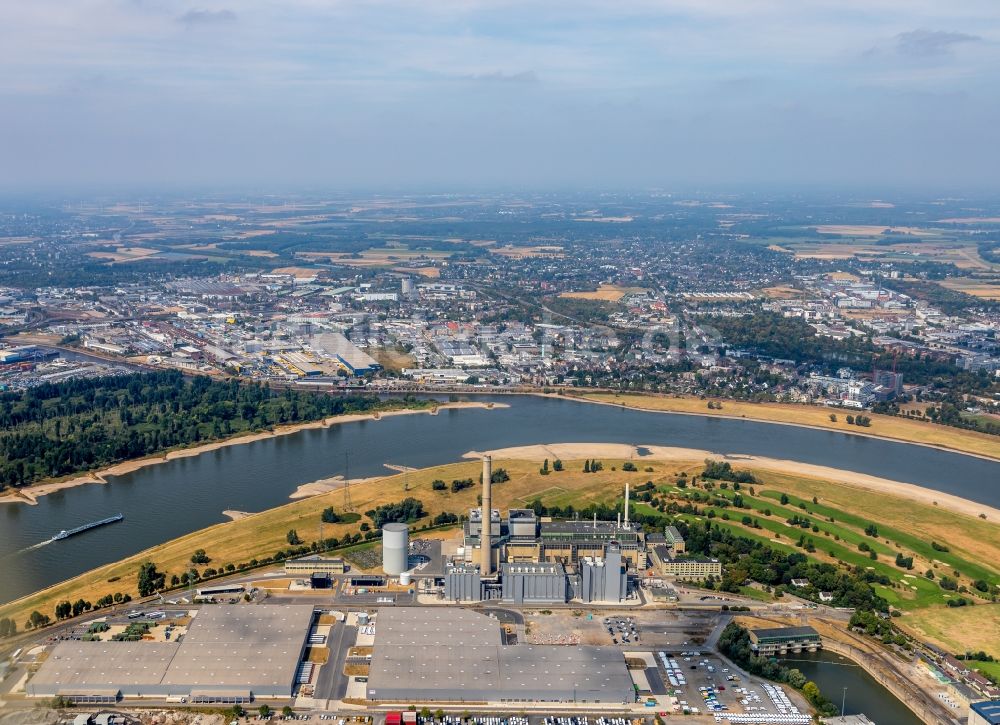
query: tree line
0 371 430 491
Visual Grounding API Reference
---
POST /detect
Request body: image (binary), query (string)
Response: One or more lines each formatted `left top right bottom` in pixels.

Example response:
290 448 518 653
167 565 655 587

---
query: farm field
559 284 648 302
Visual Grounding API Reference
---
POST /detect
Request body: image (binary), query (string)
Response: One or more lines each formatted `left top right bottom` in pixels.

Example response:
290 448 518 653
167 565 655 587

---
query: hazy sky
1 1 998 190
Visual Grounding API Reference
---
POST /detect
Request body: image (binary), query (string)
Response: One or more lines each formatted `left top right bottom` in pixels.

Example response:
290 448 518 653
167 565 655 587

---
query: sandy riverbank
464 442 1000 522
221 510 253 521
0 401 504 506
543 392 1000 462
288 474 384 499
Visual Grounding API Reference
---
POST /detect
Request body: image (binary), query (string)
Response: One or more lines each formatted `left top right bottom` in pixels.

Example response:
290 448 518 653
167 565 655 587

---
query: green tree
287 529 302 545
137 561 165 597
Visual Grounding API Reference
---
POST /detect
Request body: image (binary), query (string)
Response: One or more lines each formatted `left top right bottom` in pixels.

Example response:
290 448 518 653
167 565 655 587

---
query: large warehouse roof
368 609 632 704
375 607 501 647
30 642 177 691
28 605 314 700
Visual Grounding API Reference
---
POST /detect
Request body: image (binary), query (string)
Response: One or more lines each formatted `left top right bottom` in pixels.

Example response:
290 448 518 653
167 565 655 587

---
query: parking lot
653 650 808 721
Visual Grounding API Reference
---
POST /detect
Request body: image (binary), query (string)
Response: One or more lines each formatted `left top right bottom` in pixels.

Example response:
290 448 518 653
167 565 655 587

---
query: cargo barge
50 513 124 541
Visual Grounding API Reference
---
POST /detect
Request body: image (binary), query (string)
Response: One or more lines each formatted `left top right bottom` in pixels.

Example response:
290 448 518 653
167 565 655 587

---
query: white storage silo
382 523 409 575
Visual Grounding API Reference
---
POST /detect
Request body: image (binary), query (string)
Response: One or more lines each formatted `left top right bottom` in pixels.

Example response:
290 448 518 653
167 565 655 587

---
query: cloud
462 70 539 83
176 9 237 28
895 29 980 57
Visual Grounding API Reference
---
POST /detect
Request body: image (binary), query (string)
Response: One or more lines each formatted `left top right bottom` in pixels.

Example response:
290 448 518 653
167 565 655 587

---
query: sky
1 0 998 191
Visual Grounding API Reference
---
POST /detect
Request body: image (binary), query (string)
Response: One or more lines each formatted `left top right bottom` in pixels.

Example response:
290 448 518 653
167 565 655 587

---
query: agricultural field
559 284 648 302
939 275 1000 300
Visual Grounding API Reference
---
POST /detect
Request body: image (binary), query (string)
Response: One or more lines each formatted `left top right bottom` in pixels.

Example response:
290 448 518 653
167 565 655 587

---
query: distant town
0 193 997 434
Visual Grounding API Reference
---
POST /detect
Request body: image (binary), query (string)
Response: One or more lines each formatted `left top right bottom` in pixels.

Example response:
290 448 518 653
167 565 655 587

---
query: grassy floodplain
576 391 1000 460
2 452 998 658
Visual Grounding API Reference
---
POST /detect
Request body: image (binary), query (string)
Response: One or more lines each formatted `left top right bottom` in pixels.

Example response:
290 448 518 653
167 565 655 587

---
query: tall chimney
624 482 630 527
481 455 493 575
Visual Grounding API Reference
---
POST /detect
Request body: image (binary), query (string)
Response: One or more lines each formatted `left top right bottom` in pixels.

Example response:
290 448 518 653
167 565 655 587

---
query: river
783 650 924 725
1 394 998 604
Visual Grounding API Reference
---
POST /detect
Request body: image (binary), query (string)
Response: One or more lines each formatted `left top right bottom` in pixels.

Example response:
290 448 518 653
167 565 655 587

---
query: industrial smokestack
481 455 493 575
624 482 630 527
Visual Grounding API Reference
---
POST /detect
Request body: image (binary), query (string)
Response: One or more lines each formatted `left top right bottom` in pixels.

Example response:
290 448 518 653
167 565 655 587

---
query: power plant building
367 608 632 704
501 562 568 604
580 546 628 603
443 563 482 602
382 522 409 575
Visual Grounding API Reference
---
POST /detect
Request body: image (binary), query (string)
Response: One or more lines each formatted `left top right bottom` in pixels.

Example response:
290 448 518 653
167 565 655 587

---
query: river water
1 395 998 604
783 650 924 725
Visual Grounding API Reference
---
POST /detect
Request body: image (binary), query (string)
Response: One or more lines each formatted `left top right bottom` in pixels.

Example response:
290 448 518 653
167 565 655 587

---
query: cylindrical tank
399 571 412 585
358 612 370 625
382 523 409 575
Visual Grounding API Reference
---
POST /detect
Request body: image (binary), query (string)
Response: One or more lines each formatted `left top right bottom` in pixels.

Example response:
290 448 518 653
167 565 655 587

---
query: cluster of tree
137 562 166 597
894 553 914 570
706 400 724 409
882 278 998 315
857 541 878 560
365 498 426 528
0 617 16 638
432 511 459 525
621 461 638 472
849 611 909 648
480 467 510 484
924 402 1000 436
582 459 604 473
844 414 871 427
321 507 342 523
680 521 889 611
55 599 93 619
702 460 757 484
704 311 999 402
717 622 838 717
0 371 430 491
449 478 475 493
24 610 51 630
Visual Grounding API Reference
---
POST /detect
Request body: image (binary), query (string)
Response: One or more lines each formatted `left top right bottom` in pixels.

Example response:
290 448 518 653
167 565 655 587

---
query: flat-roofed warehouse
27 605 314 703
367 608 633 704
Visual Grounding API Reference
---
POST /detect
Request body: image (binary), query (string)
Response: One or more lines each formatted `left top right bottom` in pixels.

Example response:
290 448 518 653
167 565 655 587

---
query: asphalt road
314 621 357 700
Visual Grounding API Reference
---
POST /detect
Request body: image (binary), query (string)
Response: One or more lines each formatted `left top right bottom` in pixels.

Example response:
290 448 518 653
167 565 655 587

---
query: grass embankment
576 392 1000 460
0 459 645 630
3 455 998 657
